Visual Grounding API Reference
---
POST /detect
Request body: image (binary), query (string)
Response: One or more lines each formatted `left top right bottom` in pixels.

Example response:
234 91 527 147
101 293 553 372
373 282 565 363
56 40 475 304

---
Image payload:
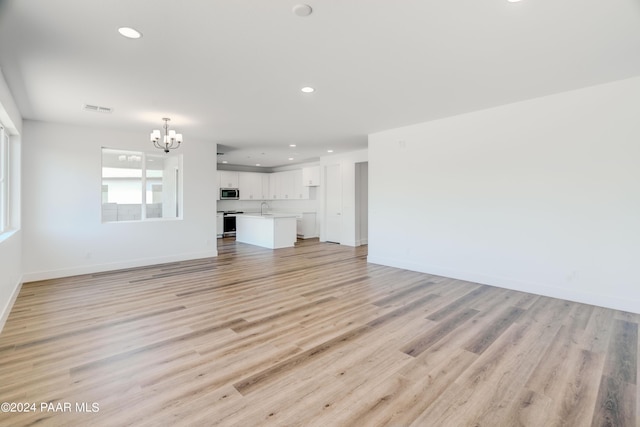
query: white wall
368 76 640 314
22 120 218 281
319 149 368 246
0 68 22 331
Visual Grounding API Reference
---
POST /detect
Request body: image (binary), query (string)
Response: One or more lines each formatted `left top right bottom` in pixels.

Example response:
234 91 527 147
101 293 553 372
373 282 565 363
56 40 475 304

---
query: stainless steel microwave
220 188 239 200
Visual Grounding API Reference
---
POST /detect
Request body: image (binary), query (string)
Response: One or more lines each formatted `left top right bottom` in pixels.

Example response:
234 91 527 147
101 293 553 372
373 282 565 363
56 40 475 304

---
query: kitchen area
216 166 320 249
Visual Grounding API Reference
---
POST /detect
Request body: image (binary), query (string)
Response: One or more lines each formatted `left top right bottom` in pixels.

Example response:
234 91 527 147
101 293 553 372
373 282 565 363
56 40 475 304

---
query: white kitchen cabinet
268 170 308 200
291 169 309 199
268 172 280 200
296 213 317 238
236 214 297 249
219 171 239 188
239 172 268 200
219 169 312 200
302 166 320 186
269 171 290 199
261 174 269 199
280 171 295 199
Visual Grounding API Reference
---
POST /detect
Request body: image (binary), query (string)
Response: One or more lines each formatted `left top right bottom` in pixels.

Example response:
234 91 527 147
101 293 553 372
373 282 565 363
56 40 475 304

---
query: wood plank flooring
0 238 638 426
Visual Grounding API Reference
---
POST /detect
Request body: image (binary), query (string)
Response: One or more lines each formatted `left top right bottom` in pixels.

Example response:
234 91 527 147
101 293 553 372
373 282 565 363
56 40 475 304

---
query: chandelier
150 117 183 153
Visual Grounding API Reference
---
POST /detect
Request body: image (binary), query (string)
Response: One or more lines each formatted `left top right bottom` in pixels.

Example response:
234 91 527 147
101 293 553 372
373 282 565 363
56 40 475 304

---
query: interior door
324 164 342 243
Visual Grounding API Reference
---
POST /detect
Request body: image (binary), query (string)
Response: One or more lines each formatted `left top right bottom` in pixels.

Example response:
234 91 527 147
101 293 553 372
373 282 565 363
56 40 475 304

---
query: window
101 148 182 222
0 124 9 233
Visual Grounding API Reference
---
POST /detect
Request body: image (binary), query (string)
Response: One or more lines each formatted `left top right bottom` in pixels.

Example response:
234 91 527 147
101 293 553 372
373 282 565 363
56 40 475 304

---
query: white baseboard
367 255 640 315
0 276 23 334
22 250 219 283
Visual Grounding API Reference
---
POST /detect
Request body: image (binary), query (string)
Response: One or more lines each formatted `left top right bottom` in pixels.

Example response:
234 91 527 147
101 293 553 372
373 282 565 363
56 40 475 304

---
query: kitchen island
235 213 298 249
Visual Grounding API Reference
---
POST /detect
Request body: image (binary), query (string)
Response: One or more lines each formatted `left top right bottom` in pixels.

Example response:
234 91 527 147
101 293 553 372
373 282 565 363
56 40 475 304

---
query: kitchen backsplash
217 198 318 213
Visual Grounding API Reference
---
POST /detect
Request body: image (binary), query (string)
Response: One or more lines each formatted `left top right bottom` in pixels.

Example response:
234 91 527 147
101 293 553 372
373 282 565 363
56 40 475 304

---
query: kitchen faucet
260 201 269 216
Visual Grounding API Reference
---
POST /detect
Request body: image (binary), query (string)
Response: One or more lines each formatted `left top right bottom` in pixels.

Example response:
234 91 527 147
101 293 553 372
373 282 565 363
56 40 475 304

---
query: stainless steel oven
222 211 242 236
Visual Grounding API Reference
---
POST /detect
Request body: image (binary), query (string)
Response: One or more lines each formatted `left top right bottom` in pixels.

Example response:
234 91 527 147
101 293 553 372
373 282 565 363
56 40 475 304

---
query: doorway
355 162 368 246
324 164 341 243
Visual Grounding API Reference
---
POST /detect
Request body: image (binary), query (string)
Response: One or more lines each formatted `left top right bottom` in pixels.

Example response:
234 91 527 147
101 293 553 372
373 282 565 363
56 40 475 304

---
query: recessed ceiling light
289 144 297 147
118 27 142 39
293 4 313 17
327 149 334 153
301 87 315 93
256 163 261 166
507 0 522 2
222 160 228 164
288 157 294 161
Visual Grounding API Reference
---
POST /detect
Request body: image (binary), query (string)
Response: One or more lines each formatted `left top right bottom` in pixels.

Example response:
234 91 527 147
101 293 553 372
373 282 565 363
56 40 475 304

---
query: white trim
22 250 218 282
345 238 368 247
0 125 8 233
367 255 640 315
0 275 22 334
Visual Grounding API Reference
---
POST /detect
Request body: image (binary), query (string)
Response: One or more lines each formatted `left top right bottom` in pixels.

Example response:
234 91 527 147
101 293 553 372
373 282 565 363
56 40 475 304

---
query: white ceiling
1 0 640 167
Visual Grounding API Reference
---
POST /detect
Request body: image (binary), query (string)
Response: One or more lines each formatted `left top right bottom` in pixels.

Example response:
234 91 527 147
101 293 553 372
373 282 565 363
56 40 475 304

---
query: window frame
0 124 9 234
101 147 183 223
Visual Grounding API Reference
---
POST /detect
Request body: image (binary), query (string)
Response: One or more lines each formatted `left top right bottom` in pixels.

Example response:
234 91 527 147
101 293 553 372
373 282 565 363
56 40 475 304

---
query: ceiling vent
82 104 113 114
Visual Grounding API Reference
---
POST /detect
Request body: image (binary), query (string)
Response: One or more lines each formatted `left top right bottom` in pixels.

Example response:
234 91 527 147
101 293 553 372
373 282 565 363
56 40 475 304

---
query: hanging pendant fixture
150 117 183 153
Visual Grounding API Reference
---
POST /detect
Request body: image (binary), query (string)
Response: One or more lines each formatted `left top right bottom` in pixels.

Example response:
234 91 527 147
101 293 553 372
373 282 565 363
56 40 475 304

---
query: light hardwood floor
0 238 637 426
